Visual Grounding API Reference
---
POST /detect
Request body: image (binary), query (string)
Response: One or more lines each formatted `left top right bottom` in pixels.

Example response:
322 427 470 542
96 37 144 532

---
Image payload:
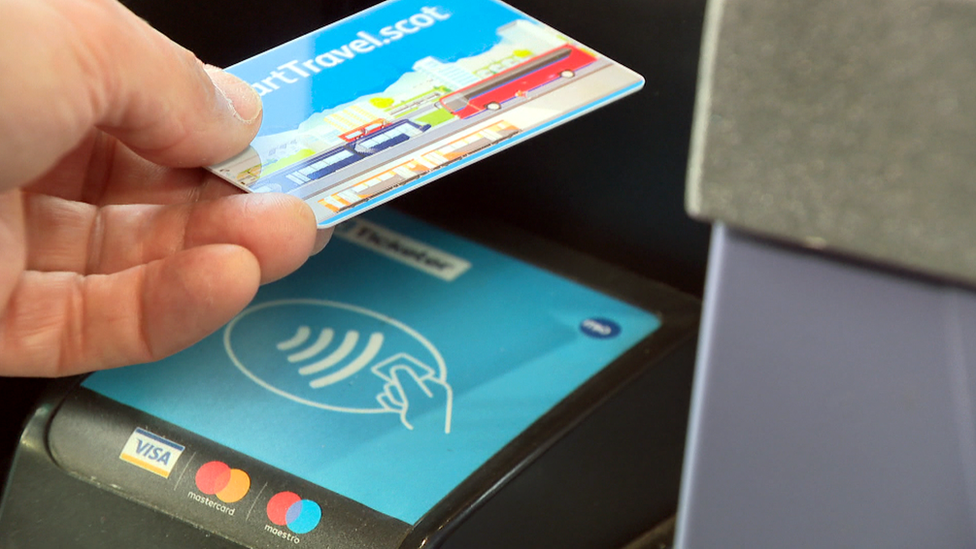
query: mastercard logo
267 491 322 535
195 461 251 504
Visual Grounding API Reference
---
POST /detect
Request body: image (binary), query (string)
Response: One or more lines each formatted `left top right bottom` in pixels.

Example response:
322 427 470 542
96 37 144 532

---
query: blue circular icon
580 318 621 339
286 499 322 535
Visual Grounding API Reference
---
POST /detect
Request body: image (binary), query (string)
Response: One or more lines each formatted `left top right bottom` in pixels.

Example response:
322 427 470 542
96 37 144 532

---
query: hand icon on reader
373 354 453 433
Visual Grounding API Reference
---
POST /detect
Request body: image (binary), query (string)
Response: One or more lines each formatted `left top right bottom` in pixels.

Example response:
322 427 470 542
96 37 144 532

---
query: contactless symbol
277 327 385 389
195 461 251 503
267 491 322 535
580 318 621 339
224 300 453 433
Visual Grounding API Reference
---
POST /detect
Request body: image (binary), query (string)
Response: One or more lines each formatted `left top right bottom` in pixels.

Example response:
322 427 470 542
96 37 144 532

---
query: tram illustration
256 119 431 193
317 120 521 214
338 119 389 143
439 44 597 119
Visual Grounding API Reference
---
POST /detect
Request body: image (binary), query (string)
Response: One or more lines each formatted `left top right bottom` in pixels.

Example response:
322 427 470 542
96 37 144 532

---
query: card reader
0 209 697 548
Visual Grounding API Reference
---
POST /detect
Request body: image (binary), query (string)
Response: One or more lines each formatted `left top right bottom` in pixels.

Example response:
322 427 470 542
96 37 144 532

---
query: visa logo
135 439 173 464
119 428 186 478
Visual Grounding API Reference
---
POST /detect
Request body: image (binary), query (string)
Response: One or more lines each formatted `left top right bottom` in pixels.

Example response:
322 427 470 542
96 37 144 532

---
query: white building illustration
413 57 480 91
324 103 387 133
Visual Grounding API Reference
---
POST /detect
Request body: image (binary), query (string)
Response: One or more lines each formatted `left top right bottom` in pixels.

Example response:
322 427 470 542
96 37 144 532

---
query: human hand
0 0 328 376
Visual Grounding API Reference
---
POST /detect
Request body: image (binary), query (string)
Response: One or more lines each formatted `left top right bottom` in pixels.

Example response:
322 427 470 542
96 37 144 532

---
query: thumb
115 62 263 167
0 0 262 188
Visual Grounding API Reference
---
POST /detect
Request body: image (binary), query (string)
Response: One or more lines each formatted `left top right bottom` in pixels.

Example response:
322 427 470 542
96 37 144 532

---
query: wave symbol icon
277 327 385 389
224 299 452 433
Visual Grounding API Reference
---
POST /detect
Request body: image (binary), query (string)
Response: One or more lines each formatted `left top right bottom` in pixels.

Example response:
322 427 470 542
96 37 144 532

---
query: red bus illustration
439 45 597 119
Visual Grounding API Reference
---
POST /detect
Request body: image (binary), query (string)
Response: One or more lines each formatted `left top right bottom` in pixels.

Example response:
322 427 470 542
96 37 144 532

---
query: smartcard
208 0 644 227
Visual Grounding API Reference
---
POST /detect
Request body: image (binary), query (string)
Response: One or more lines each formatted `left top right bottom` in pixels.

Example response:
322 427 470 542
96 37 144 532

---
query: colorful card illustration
208 0 644 227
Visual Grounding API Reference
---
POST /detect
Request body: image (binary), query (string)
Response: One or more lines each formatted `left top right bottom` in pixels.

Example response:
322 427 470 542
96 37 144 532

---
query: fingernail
311 228 334 255
204 64 262 124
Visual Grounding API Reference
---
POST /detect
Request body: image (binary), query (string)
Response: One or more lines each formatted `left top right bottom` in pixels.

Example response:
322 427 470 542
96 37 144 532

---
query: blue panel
676 225 976 548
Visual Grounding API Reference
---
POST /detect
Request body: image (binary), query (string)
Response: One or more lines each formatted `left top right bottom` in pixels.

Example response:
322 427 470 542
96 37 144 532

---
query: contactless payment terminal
78 208 661 531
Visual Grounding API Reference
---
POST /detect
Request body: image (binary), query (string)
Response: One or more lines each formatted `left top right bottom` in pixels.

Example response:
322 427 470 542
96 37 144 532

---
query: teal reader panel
84 210 660 523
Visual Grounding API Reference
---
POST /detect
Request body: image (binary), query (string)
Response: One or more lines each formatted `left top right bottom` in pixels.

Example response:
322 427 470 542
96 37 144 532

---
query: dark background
1 0 708 496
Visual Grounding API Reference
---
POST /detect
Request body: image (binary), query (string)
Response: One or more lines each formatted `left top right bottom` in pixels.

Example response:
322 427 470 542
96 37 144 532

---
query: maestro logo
267 491 321 535
224 300 453 433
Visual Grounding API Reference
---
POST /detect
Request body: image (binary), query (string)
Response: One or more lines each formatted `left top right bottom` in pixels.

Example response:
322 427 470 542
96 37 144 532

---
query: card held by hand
208 0 644 227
